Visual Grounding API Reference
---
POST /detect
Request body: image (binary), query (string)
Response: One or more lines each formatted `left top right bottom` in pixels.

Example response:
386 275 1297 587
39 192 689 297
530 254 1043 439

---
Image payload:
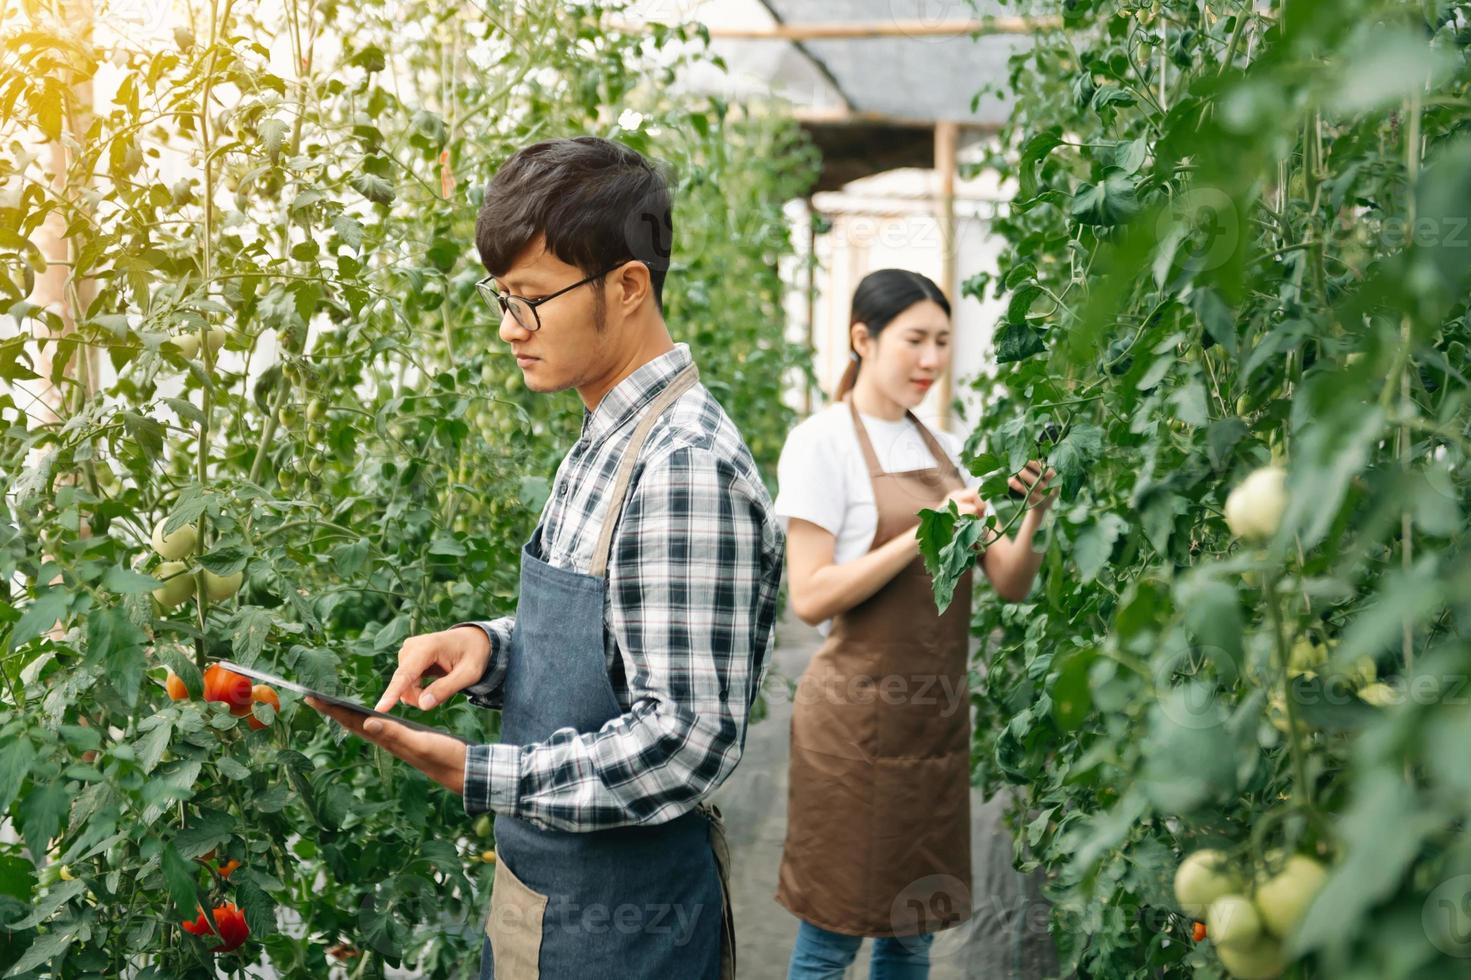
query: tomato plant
916 1 1471 977
0 0 815 975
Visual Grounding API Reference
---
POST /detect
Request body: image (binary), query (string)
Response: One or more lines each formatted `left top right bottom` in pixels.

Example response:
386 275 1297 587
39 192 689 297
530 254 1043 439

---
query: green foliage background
0 0 816 975
915 1 1471 977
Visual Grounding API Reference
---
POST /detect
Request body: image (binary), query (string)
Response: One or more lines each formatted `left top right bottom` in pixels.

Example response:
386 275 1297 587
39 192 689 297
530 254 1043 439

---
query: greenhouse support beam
702 17 1062 41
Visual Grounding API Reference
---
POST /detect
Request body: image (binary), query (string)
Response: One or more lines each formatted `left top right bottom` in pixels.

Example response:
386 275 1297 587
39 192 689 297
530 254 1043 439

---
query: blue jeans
787 918 935 980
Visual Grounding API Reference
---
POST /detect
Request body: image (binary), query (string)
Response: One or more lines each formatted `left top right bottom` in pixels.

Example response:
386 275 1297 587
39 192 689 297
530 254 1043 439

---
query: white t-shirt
773 401 985 638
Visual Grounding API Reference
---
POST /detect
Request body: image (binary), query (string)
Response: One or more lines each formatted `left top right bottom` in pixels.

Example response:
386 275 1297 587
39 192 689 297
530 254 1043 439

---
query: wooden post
934 121 958 433
804 198 817 417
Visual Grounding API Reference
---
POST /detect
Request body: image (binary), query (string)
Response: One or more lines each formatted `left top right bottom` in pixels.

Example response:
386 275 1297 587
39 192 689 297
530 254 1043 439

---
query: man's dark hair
474 136 673 314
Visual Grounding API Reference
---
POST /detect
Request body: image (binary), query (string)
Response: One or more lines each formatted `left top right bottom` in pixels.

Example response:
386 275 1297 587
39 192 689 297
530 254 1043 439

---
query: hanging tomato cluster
181 902 250 953
164 665 280 731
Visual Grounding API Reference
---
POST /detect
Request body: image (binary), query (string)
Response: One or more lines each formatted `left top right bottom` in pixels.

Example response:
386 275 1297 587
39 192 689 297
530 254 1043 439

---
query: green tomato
151 518 197 560
1224 466 1288 542
1174 849 1243 919
1287 636 1326 678
1358 681 1396 707
1215 934 1287 979
1207 894 1263 948
1253 855 1326 939
152 560 196 609
171 334 201 359
203 569 244 601
474 814 493 838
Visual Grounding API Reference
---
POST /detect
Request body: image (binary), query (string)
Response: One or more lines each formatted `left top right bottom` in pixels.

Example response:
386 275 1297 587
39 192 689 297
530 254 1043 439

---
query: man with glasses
305 136 782 979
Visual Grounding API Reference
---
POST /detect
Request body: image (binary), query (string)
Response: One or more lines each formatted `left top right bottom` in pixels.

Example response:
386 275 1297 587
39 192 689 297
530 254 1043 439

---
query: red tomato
181 902 249 952
202 665 252 715
165 672 188 701
1192 920 1208 942
247 684 280 730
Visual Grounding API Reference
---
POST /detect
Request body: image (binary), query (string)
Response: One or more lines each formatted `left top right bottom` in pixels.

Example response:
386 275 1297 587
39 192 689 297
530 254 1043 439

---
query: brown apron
774 394 975 937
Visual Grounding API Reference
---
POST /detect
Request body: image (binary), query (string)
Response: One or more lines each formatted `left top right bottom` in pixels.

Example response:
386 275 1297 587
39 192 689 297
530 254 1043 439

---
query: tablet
213 660 471 743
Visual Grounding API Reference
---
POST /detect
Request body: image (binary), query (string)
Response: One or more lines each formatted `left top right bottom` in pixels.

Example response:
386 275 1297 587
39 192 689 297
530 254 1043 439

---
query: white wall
780 162 1012 441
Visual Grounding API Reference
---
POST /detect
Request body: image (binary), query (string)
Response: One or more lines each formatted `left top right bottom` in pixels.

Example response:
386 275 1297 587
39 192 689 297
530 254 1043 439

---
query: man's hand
303 697 469 795
375 626 492 713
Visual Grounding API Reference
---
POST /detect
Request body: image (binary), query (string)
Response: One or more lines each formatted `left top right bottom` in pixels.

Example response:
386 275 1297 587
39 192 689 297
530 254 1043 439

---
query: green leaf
1050 647 1095 731
349 44 386 72
235 875 279 939
1168 379 1210 427
162 396 204 426
1018 125 1063 196
0 736 37 819
136 720 172 775
120 410 164 461
10 879 86 931
1048 424 1104 499
1073 513 1128 583
332 537 371 577
993 322 1047 363
1281 400 1384 549
161 843 202 921
1141 683 1235 813
1191 288 1237 355
259 117 288 160
6 922 82 974
9 588 68 651
1005 283 1043 325
87 607 148 709
350 171 395 205
1070 172 1140 226
332 214 365 251
1205 418 1247 470
232 606 276 662
101 566 166 597
1112 136 1148 175
1176 573 1243 679
0 853 38 903
198 544 249 575
18 782 71 863
174 810 235 859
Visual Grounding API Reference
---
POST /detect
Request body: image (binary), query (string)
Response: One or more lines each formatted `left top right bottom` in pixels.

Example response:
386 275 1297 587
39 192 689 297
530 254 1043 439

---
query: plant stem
1265 566 1312 809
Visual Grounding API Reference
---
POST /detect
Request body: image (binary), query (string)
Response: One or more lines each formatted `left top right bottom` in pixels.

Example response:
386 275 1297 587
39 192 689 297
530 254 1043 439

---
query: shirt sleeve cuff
463 741 521 817
449 620 512 710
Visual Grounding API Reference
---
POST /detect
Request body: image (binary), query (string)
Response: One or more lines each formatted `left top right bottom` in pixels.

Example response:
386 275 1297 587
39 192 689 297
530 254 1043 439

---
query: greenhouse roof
746 0 1042 128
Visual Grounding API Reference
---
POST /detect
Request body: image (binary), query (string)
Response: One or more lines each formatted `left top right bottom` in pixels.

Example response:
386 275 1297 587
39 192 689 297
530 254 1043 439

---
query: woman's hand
1009 460 1059 512
940 486 986 519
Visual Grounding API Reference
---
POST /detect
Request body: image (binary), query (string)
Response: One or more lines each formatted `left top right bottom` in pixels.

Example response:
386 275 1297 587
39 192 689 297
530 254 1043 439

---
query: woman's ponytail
833 350 861 403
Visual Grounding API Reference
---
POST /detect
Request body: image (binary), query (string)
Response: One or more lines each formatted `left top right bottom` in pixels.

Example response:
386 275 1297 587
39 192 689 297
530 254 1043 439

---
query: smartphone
213 660 470 743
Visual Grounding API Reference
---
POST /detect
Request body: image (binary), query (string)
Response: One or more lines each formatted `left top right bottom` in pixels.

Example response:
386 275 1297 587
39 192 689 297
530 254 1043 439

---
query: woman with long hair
772 268 1058 979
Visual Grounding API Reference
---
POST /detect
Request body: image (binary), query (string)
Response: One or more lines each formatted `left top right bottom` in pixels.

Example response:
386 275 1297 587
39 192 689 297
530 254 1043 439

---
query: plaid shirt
452 342 784 831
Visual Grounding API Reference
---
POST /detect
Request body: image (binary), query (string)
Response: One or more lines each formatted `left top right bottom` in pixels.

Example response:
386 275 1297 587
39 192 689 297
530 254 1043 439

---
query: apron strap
908 408 966 483
846 393 963 482
589 360 701 579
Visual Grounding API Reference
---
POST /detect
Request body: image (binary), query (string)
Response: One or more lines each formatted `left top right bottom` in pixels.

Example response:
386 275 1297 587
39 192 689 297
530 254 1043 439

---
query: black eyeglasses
474 260 632 332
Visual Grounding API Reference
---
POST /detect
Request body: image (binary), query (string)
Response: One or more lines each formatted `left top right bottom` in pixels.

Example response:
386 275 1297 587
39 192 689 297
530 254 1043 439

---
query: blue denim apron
480 360 735 980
